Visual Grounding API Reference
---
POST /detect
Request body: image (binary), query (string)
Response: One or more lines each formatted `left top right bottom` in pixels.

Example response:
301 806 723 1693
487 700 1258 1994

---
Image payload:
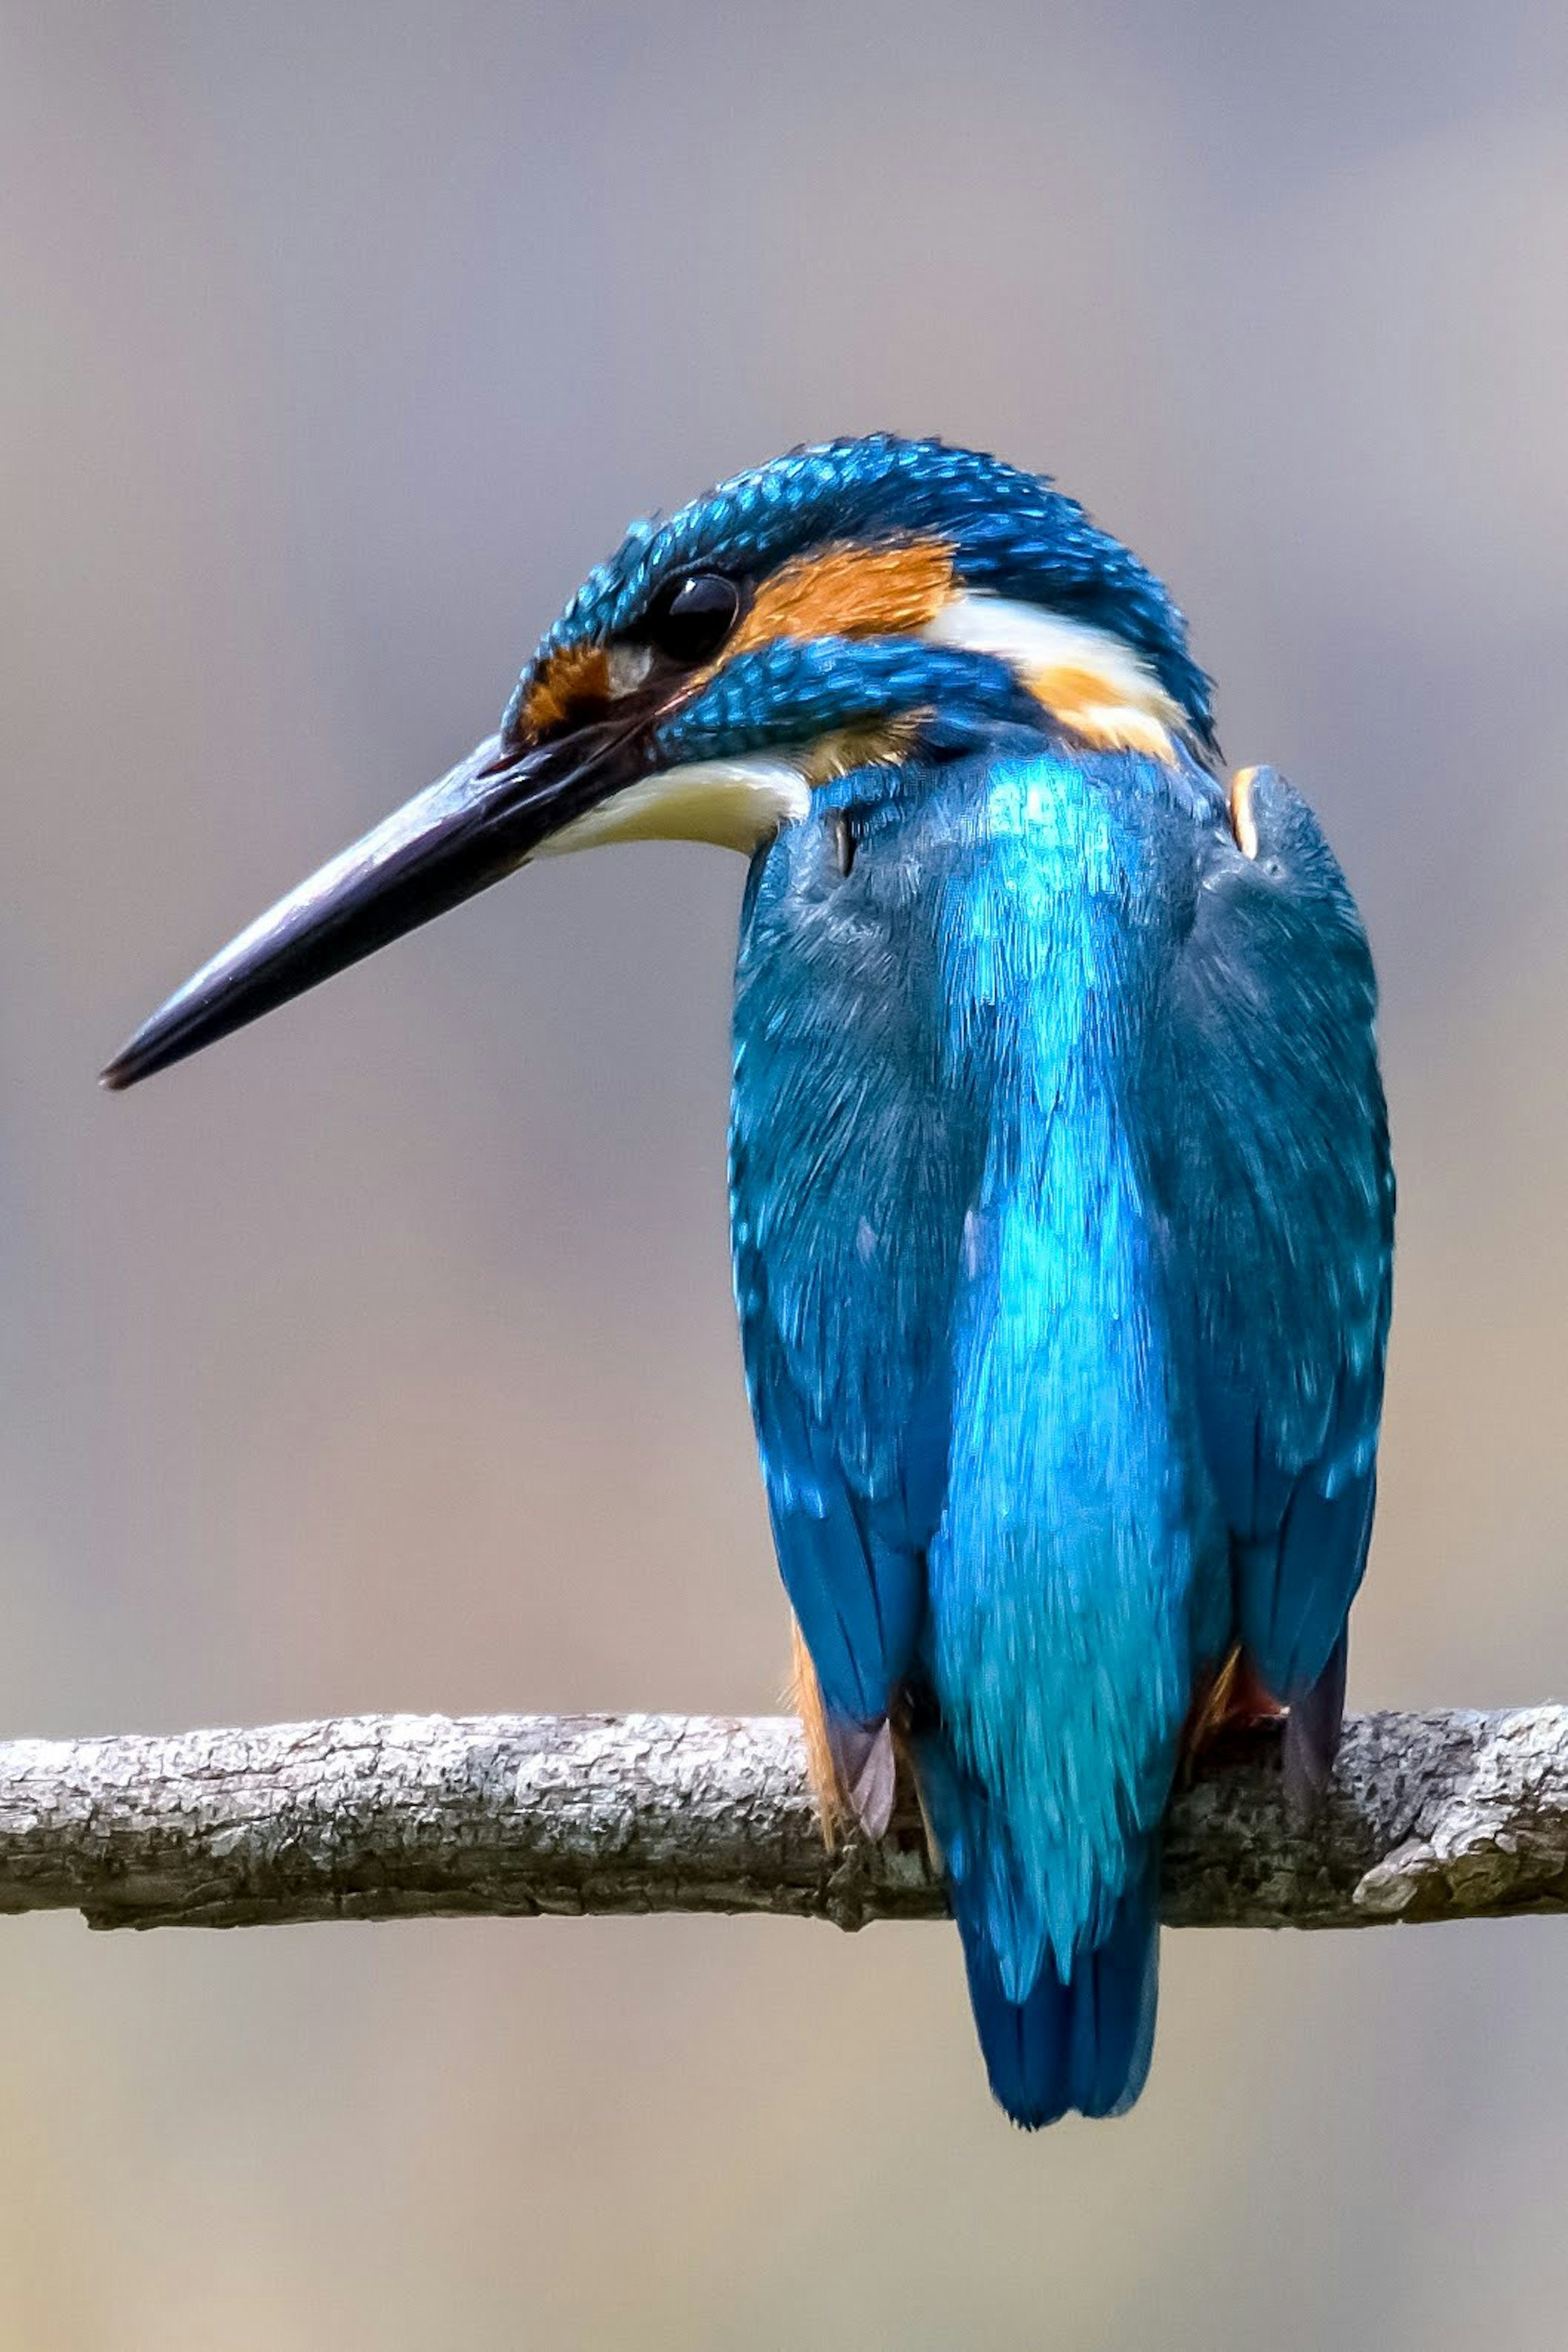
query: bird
103 434 1393 2128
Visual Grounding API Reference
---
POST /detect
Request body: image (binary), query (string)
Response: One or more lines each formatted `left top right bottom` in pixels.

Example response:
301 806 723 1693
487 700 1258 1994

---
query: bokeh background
4 4 1568 2345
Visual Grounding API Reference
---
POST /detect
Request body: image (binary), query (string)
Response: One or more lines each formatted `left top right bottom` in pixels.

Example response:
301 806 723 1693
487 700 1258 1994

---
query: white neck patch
923 592 1186 758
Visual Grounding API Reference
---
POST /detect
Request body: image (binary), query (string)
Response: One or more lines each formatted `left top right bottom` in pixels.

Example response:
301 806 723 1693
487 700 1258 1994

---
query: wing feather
1160 764 1393 1782
728 827 987 1825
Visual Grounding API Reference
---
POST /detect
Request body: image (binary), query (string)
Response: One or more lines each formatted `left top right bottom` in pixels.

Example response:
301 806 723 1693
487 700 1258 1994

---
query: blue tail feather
953 1867 1159 2129
915 1728 1162 2125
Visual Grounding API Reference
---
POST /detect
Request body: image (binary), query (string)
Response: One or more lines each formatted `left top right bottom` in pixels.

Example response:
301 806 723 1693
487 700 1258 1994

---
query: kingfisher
103 436 1393 2127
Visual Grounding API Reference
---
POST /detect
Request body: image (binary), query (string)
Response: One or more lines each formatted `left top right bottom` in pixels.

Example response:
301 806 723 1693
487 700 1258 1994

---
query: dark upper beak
101 716 646 1091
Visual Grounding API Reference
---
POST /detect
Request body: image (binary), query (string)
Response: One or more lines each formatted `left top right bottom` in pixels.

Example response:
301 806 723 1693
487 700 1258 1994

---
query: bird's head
103 434 1214 1089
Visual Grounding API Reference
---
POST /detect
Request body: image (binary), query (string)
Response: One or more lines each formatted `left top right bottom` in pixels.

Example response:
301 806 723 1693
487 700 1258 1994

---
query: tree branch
0 1708 1563 1934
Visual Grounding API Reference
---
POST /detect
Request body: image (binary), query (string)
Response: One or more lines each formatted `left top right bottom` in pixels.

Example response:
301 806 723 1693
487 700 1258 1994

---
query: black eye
644 570 741 664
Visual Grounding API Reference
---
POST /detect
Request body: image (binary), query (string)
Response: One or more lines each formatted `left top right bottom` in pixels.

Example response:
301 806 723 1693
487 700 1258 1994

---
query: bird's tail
951 1866 1160 2129
914 1727 1162 2127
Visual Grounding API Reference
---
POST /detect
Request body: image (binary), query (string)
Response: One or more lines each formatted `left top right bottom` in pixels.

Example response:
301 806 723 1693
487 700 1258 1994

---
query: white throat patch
535 757 812 859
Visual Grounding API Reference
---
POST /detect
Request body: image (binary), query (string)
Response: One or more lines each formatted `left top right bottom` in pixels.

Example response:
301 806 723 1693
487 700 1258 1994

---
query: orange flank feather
517 642 612 742
724 537 956 664
788 1619 846 1842
788 1622 932 1852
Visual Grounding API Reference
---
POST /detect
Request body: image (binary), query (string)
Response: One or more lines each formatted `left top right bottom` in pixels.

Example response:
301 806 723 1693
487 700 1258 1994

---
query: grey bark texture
0 1707 1565 1934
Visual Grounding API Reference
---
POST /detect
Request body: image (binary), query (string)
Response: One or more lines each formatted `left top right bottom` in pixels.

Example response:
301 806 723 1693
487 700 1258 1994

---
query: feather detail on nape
922 594 1189 762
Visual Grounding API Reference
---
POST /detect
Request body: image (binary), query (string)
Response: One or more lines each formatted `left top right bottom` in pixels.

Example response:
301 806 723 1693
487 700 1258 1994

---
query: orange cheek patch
725 536 955 660
518 643 612 740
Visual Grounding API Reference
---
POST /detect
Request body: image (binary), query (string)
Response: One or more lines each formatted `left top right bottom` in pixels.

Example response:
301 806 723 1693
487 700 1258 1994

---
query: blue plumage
109 434 1392 2129
731 720 1388 2124
516 436 1216 749
952 1864 1160 2126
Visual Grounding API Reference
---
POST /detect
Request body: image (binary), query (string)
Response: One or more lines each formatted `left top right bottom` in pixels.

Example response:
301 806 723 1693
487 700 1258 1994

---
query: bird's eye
643 570 742 665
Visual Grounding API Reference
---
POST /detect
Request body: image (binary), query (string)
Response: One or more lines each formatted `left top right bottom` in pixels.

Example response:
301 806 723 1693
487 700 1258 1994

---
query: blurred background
3 2 1568 2344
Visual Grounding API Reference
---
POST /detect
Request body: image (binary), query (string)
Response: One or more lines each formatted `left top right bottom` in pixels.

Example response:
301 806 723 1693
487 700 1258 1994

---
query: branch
0 1708 1563 1934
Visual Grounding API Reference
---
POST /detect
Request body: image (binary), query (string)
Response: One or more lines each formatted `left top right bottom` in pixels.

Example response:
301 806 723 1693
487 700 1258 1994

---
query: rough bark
0 1707 1561 1934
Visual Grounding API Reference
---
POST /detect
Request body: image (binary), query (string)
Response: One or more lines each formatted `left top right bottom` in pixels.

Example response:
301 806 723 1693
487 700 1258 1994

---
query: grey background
4 4 1568 2345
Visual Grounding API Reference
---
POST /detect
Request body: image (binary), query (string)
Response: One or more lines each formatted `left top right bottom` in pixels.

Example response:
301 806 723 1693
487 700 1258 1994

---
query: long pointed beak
101 718 644 1091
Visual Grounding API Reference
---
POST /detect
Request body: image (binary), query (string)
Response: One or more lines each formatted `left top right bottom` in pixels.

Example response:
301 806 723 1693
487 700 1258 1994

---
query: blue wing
1160 765 1393 1791
728 808 988 1828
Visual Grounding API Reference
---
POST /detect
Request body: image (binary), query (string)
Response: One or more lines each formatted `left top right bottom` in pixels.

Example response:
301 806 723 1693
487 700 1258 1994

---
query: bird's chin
533 755 812 858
